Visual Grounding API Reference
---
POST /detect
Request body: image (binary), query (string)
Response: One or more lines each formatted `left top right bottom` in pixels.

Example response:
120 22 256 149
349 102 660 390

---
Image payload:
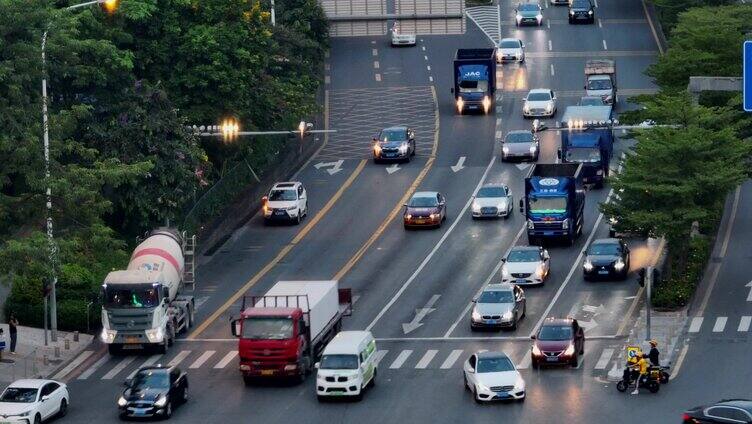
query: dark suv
531 317 585 368
373 126 416 163
118 365 189 420
568 0 594 24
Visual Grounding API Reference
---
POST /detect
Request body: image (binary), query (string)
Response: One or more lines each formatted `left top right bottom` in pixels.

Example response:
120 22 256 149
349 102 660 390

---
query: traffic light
101 0 119 14
221 118 239 142
637 268 646 287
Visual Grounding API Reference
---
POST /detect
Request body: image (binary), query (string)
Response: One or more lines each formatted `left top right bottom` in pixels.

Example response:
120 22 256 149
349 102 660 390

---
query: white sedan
463 351 526 403
496 38 525 63
522 88 557 118
471 184 513 219
0 379 69 423
390 23 416 46
501 245 550 285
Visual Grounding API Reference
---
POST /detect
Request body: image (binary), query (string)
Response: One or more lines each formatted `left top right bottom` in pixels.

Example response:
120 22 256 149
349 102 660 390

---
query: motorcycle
616 367 661 393
654 365 670 384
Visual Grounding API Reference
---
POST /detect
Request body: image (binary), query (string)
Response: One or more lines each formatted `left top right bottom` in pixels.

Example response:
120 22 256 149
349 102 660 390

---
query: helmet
649 340 658 347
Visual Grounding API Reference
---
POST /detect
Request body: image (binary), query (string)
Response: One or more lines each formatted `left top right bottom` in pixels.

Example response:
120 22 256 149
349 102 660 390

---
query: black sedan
583 238 630 280
683 399 752 423
118 365 188 420
568 0 594 23
373 126 416 163
404 191 446 229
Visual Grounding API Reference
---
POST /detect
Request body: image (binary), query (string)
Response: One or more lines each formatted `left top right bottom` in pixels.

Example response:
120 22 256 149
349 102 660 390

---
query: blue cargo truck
557 105 615 189
519 163 585 245
451 48 497 114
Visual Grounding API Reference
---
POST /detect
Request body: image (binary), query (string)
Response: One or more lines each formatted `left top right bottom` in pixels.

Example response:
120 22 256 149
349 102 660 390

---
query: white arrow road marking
746 280 752 301
451 156 467 173
402 295 441 334
314 160 344 175
582 304 605 315
515 163 531 171
579 318 598 333
386 163 401 174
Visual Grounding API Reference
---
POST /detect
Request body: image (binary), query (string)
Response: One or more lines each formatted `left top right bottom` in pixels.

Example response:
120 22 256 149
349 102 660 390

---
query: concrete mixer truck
100 228 196 355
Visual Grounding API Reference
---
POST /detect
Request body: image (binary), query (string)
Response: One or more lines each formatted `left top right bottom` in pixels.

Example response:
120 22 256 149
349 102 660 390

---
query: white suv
262 182 308 224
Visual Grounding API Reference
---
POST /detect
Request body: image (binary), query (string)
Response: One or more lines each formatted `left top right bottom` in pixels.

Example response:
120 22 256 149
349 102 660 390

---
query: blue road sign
745 41 752 112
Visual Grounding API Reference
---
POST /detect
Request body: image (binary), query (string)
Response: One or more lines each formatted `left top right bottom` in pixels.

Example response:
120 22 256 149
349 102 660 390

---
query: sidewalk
0 325 93 385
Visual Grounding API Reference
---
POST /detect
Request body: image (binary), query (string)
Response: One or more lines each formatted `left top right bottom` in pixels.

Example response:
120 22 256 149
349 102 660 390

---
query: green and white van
315 331 377 401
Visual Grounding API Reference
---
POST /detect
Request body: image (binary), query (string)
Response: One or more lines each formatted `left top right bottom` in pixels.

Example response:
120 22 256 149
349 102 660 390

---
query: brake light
681 413 696 423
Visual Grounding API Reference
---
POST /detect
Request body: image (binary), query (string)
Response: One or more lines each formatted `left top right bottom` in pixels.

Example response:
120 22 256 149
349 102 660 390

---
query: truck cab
520 163 585 245
558 106 615 188
452 49 497 114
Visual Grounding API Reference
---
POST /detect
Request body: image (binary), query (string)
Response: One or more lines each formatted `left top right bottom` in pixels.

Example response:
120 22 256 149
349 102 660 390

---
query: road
51 0 683 421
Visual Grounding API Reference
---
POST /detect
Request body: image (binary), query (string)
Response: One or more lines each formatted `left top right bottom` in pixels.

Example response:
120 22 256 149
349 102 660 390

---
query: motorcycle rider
631 353 649 395
647 340 660 366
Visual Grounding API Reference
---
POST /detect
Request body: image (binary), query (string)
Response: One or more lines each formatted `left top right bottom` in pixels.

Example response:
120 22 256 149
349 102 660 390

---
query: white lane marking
550 64 555 76
214 351 238 369
516 352 532 370
128 354 162 379
547 19 551 29
424 55 428 60
371 40 376 44
415 350 438 369
190 350 216 369
366 157 496 331
495 130 503 139
422 46 426 51
168 350 192 367
389 350 413 369
496 118 502 126
712 317 727 333
53 350 93 380
688 317 703 333
78 354 110 380
739 316 752 332
598 18 603 28
594 348 614 370
427 65 431 71
548 40 552 51
441 350 465 369
670 344 689 380
594 0 598 6
372 48 378 56
602 40 608 50
374 350 389 366
325 75 331 85
374 61 380 69
375 73 382 82
101 356 135 380
429 76 434 82
443 224 526 338
194 296 210 311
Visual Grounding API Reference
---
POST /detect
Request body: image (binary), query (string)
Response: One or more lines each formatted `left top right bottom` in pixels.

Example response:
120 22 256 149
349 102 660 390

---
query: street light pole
41 0 113 342
270 0 276 26
645 265 653 341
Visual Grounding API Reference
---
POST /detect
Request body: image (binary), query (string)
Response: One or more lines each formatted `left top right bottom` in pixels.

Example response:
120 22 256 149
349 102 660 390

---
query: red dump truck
231 280 352 385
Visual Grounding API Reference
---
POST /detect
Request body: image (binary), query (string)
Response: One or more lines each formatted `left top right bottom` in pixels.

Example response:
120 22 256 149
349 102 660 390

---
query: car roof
518 2 540 7
528 88 551 94
136 365 174 374
509 245 541 252
480 183 508 189
500 38 521 43
413 191 439 197
542 317 573 326
323 331 373 354
591 238 620 245
506 130 533 135
382 126 408 132
272 182 299 189
5 379 57 389
476 351 510 360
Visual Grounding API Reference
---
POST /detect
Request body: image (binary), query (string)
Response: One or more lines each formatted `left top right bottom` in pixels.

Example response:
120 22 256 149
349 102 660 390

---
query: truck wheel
243 376 254 386
158 341 168 355
108 344 121 356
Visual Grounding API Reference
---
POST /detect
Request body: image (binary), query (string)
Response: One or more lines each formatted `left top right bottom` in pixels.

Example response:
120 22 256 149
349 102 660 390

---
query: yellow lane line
333 85 440 281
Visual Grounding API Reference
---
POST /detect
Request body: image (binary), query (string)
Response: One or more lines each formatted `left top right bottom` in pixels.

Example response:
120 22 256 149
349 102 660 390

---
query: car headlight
406 214 412 219
154 395 167 408
17 410 31 417
529 145 537 154
588 9 593 14
516 13 522 21
614 259 625 271
561 219 569 230
482 96 491 112
501 266 510 278
497 202 506 210
527 219 534 229
399 142 408 154
532 344 542 356
596 169 604 176
117 396 128 407
523 104 531 112
502 145 510 154
564 344 575 356
545 103 553 112
472 201 480 212
569 10 575 15
535 266 544 278
472 309 481 322
456 97 464 112
536 13 543 20
502 311 514 320
145 327 164 343
373 144 382 154
430 213 439 220
101 329 117 344
583 260 593 271
514 377 525 390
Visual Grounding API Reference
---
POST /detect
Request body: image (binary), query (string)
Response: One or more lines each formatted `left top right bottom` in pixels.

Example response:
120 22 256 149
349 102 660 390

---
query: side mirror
583 85 587 89
41 395 50 402
501 258 507 263
231 319 241 337
403 203 408 207
472 298 478 303
521 43 525 48
314 362 320 369
530 335 537 340
543 250 550 259
372 137 378 142
557 150 562 159
123 378 133 387
262 195 268 203
450 87 454 94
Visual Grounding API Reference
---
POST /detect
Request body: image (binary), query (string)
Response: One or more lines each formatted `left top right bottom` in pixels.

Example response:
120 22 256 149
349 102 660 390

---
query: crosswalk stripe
712 317 728 332
594 348 614 370
102 356 136 380
516 352 532 370
214 351 238 369
189 351 216 369
738 316 751 332
374 350 389 367
688 317 703 333
440 350 464 369
128 354 163 379
415 350 438 369
168 350 192 367
389 350 413 369
78 354 110 380
53 350 93 380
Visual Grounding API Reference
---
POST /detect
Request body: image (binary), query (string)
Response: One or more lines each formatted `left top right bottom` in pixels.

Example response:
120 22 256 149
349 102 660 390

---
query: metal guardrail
327 12 463 21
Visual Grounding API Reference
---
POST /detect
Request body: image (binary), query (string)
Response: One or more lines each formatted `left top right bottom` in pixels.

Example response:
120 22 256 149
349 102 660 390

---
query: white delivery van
315 331 377 401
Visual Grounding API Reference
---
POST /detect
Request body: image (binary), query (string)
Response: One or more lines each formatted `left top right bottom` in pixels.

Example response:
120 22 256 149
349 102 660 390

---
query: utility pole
270 0 276 26
645 266 652 341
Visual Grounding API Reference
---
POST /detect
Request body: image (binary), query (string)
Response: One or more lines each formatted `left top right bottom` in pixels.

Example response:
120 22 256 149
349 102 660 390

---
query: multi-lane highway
50 0 740 421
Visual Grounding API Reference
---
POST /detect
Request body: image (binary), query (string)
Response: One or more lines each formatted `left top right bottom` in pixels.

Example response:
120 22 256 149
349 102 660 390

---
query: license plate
131 408 150 415
543 231 554 236
468 105 479 109
260 370 275 375
516 279 527 284
546 357 559 362
485 320 498 324
495 392 510 399
598 270 609 275
125 336 139 344
415 219 425 224
275 210 284 215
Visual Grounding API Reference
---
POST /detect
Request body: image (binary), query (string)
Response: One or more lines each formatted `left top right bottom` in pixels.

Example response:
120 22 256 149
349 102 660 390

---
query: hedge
652 236 712 309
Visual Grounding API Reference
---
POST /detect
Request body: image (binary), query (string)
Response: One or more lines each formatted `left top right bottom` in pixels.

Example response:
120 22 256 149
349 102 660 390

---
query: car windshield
0 387 38 403
409 196 438 207
500 40 521 48
269 189 297 201
458 79 489 93
505 132 534 143
103 284 161 308
506 249 540 262
477 187 507 198
132 371 170 389
565 147 601 163
580 97 604 106
241 317 294 340
589 243 621 256
538 325 573 341
477 357 515 373
478 290 514 303
587 79 612 90
319 354 359 370
527 92 551 101
519 3 539 11
528 196 567 214
379 129 407 142
572 0 590 8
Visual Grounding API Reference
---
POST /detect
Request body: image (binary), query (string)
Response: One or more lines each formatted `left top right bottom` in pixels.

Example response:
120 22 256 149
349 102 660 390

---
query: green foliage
650 0 734 33
652 236 711 309
647 5 752 90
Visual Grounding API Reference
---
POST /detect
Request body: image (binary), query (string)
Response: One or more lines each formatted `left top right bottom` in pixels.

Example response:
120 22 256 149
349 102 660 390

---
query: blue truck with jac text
520 163 585 245
451 48 497 114
558 105 615 188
